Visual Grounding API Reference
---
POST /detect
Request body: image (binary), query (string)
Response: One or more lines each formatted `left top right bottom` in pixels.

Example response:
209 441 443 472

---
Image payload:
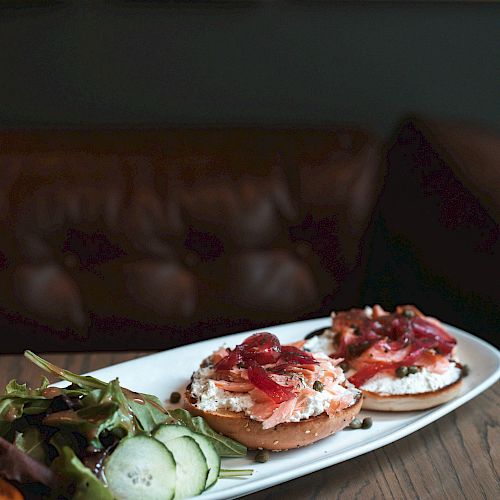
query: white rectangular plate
79 318 500 500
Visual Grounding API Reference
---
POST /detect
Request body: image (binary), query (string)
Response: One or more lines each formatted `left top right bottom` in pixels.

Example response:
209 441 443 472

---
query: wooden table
1 352 498 500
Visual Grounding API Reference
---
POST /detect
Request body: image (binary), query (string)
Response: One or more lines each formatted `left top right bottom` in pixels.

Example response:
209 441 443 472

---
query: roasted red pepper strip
272 345 318 368
242 332 281 365
246 360 295 403
411 317 455 355
216 332 283 370
214 345 245 371
215 334 302 401
335 308 456 364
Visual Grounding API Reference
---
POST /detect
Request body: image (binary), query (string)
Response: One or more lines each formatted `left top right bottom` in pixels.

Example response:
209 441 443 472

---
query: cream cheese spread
303 330 336 355
190 365 254 414
361 363 461 395
190 351 359 422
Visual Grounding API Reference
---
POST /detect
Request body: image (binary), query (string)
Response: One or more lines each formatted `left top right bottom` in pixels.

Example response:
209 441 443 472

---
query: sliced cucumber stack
154 424 221 489
104 435 176 500
104 423 244 499
162 436 208 499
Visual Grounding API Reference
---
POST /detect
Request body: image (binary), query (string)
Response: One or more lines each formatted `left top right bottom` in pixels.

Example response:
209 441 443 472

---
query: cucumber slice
104 435 176 500
162 436 208 499
154 425 221 489
153 424 193 442
185 433 220 490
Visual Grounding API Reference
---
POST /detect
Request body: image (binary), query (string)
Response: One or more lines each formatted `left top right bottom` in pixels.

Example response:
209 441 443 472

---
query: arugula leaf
49 431 80 456
85 379 133 422
168 409 247 457
43 404 119 450
14 427 47 464
0 399 18 437
5 377 50 395
43 380 136 449
140 392 168 410
21 353 248 459
85 381 168 435
24 351 108 391
24 352 171 420
5 380 30 394
0 377 54 436
51 446 113 500
128 400 170 433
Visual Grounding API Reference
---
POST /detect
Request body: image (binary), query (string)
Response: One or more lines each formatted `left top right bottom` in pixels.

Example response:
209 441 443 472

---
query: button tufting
0 127 381 349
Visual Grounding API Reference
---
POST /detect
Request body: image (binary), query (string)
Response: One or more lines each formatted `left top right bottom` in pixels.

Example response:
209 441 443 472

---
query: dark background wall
0 1 499 137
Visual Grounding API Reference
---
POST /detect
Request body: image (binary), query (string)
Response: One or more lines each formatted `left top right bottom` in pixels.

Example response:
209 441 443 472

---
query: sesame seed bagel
184 387 363 451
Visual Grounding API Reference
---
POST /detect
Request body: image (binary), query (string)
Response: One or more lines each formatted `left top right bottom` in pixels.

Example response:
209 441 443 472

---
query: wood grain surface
0 352 498 500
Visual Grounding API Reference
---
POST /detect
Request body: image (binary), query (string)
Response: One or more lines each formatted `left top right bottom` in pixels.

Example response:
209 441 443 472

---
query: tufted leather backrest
0 128 381 352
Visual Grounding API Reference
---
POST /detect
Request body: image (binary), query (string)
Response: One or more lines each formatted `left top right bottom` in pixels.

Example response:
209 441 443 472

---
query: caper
169 391 181 404
255 450 270 463
361 417 373 429
349 418 362 429
403 309 415 318
408 365 419 375
396 366 409 378
313 380 324 392
462 364 470 377
339 361 350 372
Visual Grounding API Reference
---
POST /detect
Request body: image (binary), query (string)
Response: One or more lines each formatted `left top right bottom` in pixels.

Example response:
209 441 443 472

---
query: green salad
0 351 251 499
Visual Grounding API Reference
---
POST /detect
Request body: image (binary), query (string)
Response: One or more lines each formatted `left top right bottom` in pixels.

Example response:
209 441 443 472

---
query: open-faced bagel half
360 368 464 412
184 387 363 451
303 305 465 413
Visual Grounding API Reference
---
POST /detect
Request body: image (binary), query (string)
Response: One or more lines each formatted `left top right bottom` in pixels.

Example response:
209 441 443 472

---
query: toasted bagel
184 387 363 451
361 372 463 412
304 305 465 412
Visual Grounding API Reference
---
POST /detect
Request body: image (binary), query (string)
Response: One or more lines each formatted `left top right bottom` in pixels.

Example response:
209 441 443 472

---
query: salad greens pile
0 351 250 499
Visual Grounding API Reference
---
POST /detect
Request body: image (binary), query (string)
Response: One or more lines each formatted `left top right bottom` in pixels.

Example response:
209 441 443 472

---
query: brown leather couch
0 127 382 352
0 121 498 352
